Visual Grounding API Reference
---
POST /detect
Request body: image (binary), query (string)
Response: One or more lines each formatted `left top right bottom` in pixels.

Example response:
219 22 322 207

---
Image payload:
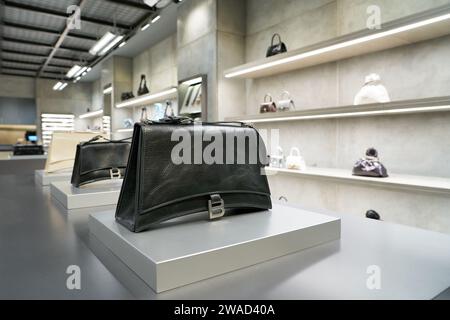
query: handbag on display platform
266 33 287 57
354 73 391 105
45 132 102 173
286 147 306 170
137 74 150 96
352 148 388 178
71 135 131 188
259 94 277 113
13 144 44 156
277 91 296 112
115 116 272 232
121 92 135 101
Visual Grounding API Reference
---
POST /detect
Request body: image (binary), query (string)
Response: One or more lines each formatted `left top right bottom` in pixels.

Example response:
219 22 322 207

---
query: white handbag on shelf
45 131 103 173
270 146 285 168
353 73 391 105
286 147 306 170
277 91 296 112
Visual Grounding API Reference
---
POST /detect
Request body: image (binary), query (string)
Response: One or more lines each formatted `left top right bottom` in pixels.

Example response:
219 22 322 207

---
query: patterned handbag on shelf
352 148 388 178
260 94 277 113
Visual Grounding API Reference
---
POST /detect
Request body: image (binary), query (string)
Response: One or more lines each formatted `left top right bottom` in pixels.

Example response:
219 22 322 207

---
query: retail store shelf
225 96 450 123
224 6 450 79
115 87 178 108
79 109 104 119
266 167 450 195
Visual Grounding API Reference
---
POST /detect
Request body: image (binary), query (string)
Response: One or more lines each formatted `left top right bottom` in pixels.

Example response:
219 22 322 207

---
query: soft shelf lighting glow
116 128 134 133
182 77 202 86
116 88 178 108
66 65 82 78
225 12 450 78
89 32 116 55
41 113 75 146
103 86 113 94
237 105 450 124
79 109 104 119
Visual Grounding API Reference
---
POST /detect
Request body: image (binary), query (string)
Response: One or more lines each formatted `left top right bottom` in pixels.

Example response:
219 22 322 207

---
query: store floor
0 174 449 300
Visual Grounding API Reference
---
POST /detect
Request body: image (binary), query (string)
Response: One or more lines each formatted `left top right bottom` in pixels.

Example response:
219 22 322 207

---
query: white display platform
35 170 72 186
51 180 122 209
89 204 341 293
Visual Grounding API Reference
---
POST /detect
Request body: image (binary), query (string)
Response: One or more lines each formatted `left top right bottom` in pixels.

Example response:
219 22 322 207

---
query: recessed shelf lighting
79 109 104 119
116 87 178 108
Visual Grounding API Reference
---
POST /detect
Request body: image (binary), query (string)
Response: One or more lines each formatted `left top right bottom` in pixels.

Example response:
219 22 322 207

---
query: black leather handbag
13 144 44 156
71 136 132 187
121 92 135 101
266 33 287 57
352 148 388 178
137 74 150 96
115 117 272 232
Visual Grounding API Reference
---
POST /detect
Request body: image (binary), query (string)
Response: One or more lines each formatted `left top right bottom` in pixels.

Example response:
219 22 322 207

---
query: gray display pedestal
51 180 122 209
35 170 72 186
89 204 341 293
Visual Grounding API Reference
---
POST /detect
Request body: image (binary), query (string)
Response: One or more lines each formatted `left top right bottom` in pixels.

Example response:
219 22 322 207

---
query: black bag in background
71 136 131 187
137 74 150 96
13 144 44 156
266 33 287 57
352 148 388 178
115 117 272 232
121 92 135 101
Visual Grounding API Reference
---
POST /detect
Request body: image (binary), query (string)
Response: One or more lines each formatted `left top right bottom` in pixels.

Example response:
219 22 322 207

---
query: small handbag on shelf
270 146 285 168
286 147 306 170
260 94 277 113
354 73 391 105
137 74 150 96
352 148 388 178
121 92 135 101
71 135 132 187
277 91 296 112
115 116 272 232
266 33 287 57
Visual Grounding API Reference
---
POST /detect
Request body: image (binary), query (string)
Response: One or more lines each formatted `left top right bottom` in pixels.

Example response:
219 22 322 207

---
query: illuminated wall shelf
79 109 104 119
115 87 178 108
225 96 450 123
224 6 450 79
265 167 450 195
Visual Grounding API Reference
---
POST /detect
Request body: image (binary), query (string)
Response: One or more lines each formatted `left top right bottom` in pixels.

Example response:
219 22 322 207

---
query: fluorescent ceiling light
103 86 113 94
119 41 126 48
79 109 104 119
99 35 124 56
73 66 87 78
182 77 202 86
141 23 150 31
225 13 450 78
116 88 177 108
59 83 68 91
144 0 159 6
53 82 63 90
89 32 117 55
151 15 161 23
66 65 82 78
238 105 450 123
86 67 92 72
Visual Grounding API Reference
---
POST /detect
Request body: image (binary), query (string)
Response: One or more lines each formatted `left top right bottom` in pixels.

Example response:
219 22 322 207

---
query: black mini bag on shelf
137 74 150 96
71 136 132 187
115 117 272 233
266 33 287 57
352 148 388 178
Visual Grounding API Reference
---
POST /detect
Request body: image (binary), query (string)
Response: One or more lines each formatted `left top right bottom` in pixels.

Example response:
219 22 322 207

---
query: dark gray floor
1 173 449 299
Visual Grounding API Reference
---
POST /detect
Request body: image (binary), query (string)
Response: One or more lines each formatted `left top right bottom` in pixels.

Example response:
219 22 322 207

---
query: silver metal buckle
208 197 225 220
110 168 122 179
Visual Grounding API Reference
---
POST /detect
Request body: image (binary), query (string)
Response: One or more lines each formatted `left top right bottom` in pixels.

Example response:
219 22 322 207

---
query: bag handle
281 91 291 100
264 94 273 103
144 116 251 128
271 33 282 46
85 135 132 144
140 74 146 88
289 147 300 157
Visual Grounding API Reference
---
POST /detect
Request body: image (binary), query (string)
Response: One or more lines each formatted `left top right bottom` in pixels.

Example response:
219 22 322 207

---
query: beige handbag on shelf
45 132 103 173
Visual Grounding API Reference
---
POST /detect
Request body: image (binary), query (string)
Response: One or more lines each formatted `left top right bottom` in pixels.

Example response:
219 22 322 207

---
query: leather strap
84 135 132 144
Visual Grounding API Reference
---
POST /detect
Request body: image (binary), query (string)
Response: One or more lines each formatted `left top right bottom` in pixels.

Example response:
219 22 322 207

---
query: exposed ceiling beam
1 36 89 53
2 21 98 41
38 0 89 77
103 0 156 11
1 66 37 72
4 0 132 30
0 59 70 69
2 49 80 62
0 72 58 80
